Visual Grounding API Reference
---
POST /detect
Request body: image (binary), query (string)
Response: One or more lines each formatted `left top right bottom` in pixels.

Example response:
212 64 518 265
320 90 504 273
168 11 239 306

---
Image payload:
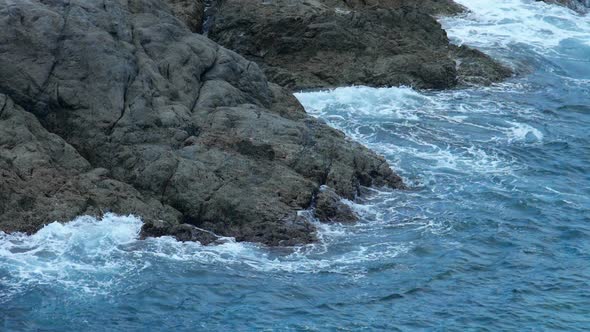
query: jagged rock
0 0 403 246
314 187 359 223
208 0 511 90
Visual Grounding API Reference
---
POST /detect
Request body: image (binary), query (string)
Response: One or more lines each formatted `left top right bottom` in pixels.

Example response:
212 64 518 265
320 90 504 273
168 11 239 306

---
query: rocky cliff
0 0 406 246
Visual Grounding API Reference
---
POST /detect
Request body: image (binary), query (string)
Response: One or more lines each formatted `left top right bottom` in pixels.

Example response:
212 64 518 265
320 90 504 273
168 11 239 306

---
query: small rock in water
314 187 359 223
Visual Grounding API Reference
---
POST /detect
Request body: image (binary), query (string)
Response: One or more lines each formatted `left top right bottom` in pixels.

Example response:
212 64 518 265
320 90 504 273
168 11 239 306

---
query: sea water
1 0 589 330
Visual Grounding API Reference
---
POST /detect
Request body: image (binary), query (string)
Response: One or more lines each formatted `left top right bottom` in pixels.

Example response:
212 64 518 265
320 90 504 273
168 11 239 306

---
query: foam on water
295 86 428 120
505 121 544 143
443 0 590 54
0 214 145 300
0 212 414 303
138 222 411 275
296 86 531 178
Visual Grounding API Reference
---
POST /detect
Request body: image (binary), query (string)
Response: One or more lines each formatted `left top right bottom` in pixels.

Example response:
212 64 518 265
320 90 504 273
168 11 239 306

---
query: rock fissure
39 1 72 98
160 157 180 200
0 96 7 118
192 46 220 112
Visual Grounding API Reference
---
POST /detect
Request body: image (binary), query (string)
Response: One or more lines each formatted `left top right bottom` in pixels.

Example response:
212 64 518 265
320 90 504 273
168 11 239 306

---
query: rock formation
0 0 403 246
208 0 511 90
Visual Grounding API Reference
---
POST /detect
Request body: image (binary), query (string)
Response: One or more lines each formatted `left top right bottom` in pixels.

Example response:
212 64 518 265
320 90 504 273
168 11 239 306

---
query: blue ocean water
1 0 589 330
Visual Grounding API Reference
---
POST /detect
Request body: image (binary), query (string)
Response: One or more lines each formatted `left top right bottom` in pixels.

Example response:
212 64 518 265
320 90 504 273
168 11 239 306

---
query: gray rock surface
0 0 403 246
208 0 511 90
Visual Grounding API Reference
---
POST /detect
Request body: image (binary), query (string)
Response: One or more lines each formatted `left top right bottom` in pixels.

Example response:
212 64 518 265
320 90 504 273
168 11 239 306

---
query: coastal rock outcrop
208 0 511 90
0 0 403 246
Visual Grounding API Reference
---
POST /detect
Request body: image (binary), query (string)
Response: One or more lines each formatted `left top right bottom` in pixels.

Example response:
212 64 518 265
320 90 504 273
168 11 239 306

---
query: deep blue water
1 0 590 330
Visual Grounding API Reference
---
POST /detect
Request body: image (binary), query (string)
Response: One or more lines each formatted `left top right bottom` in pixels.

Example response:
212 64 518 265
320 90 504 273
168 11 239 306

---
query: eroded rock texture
208 0 511 90
0 0 403 246
0 94 181 234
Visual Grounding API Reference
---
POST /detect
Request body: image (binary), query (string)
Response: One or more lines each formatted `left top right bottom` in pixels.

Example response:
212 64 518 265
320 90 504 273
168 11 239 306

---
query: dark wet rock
140 219 220 245
314 187 359 223
0 0 403 246
165 0 205 32
326 0 466 15
208 0 511 90
539 0 589 13
451 45 513 86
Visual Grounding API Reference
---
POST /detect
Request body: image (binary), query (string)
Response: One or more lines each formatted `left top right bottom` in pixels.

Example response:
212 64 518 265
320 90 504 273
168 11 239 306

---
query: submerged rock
0 0 403 246
208 0 511 90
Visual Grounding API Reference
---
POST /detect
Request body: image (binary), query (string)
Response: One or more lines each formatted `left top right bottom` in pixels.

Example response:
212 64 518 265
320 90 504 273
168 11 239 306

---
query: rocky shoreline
0 0 551 246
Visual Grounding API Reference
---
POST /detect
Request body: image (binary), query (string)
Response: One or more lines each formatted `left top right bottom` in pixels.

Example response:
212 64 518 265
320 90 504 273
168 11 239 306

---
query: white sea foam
442 0 590 55
296 86 428 120
0 214 145 300
296 86 518 176
0 213 414 302
505 121 544 143
137 220 410 275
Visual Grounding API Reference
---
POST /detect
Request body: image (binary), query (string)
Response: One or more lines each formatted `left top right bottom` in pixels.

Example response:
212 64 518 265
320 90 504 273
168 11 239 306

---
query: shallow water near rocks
2 0 590 330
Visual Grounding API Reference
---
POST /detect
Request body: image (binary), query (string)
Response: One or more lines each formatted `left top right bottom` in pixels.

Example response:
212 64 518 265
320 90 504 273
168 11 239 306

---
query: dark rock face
0 0 403 246
314 187 358 223
539 0 590 12
208 0 511 90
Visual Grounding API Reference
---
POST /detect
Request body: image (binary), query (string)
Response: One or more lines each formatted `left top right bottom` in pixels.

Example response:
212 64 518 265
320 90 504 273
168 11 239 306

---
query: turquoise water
1 0 589 330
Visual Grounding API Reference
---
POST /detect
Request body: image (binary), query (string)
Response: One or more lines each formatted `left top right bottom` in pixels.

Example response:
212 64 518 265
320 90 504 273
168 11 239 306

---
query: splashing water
2 0 590 330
